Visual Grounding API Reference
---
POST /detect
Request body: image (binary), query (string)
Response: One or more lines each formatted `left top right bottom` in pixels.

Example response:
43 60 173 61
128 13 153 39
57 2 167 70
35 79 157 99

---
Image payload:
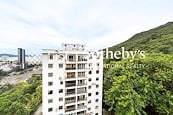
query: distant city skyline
0 0 173 54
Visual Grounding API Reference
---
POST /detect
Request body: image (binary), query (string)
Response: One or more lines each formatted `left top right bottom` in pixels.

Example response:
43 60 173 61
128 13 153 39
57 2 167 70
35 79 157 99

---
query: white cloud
0 0 173 54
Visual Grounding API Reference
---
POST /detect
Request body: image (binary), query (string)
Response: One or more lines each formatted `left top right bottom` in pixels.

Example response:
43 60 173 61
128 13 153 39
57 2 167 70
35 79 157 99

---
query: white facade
42 44 103 115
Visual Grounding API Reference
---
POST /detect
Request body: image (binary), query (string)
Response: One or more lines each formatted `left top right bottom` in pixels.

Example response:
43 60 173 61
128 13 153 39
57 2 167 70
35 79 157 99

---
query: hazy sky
0 0 173 54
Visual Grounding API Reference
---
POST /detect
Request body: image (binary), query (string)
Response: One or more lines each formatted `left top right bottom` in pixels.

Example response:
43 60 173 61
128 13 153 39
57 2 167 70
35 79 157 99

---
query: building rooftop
62 43 85 51
42 44 87 54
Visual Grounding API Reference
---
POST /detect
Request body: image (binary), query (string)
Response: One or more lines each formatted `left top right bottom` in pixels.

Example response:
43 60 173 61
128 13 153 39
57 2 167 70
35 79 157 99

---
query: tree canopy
0 74 42 115
104 53 173 115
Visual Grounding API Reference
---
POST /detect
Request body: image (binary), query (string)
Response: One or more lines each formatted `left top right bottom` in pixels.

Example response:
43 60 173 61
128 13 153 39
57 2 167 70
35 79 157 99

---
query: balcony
77 111 86 115
77 88 87 94
65 81 76 87
65 99 76 104
67 55 76 62
77 104 87 110
78 72 86 78
78 58 87 61
66 64 76 70
77 68 86 70
65 89 76 96
65 91 75 96
65 105 75 112
66 72 75 79
77 64 86 70
66 68 76 70
78 55 87 62
77 98 86 102
77 80 86 86
78 75 87 79
68 59 76 62
65 97 76 104
77 83 86 86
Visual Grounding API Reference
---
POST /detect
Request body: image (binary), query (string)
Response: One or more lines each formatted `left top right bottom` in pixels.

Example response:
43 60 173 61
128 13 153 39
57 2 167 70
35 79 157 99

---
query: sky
0 0 173 54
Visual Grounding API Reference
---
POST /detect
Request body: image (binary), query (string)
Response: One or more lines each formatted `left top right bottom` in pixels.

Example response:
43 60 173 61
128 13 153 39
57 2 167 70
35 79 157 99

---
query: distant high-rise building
42 44 103 115
18 48 25 69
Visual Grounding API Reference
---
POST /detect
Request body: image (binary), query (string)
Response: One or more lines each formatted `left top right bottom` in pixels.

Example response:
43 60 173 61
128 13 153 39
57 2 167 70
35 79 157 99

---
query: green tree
104 53 173 115
0 74 42 115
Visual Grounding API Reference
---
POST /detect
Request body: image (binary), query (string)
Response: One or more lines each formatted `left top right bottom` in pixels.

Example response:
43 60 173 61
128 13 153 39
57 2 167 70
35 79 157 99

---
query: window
48 99 53 103
60 81 63 85
59 97 63 101
59 89 63 93
48 73 53 77
97 54 100 59
48 108 53 112
88 78 91 81
69 55 74 61
88 86 91 89
78 72 85 77
96 70 99 74
78 64 85 69
49 55 53 60
96 92 99 95
95 99 98 102
59 55 64 60
59 64 63 68
88 93 91 96
89 71 92 74
48 82 53 86
48 64 53 68
88 108 91 111
95 106 98 109
96 85 99 88
97 63 99 66
48 90 53 95
59 106 63 110
89 55 92 59
95 113 98 115
88 100 91 103
96 77 99 81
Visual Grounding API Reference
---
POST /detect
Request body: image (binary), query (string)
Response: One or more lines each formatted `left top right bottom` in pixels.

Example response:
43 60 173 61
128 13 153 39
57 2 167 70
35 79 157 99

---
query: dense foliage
0 74 42 115
104 53 173 115
0 69 10 77
109 22 173 54
0 83 14 94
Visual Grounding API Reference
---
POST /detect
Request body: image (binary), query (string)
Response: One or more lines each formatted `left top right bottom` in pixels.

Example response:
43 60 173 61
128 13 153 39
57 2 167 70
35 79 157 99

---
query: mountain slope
0 54 17 57
109 22 173 54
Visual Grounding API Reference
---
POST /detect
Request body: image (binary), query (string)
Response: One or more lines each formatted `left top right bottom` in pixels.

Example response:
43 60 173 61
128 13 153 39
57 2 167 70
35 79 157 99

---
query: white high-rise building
42 44 103 115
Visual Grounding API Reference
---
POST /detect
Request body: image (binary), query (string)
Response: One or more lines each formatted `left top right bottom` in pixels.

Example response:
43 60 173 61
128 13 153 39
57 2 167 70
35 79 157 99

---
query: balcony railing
77 83 86 86
66 67 76 70
77 98 86 102
77 113 86 115
78 58 87 61
68 59 76 62
66 76 75 79
65 83 76 87
78 75 86 79
66 72 75 79
77 105 87 110
65 99 76 104
65 91 76 96
77 68 87 70
77 90 87 94
65 107 75 112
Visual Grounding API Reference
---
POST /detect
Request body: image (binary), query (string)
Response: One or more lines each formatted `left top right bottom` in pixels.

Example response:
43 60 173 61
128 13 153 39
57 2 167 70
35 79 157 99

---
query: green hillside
104 22 173 115
0 54 17 57
109 22 173 54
